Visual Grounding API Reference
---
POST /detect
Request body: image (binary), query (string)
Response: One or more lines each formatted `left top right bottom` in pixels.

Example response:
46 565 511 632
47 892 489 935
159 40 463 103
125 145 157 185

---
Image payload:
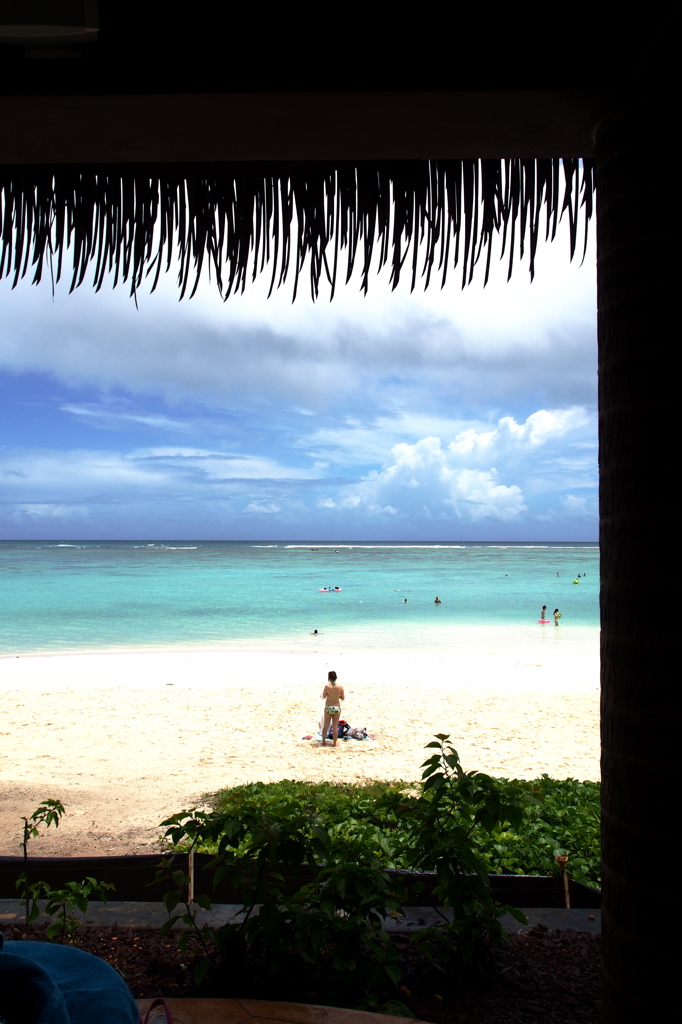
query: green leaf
193 958 211 985
384 963 402 985
381 1000 415 1018
502 905 528 924
163 891 180 913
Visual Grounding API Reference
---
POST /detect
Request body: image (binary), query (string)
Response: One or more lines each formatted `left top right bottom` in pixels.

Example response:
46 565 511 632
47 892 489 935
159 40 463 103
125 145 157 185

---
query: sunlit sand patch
0 646 599 857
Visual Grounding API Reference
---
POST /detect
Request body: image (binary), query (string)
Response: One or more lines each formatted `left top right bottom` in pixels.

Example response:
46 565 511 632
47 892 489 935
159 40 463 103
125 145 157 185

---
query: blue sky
0 223 597 541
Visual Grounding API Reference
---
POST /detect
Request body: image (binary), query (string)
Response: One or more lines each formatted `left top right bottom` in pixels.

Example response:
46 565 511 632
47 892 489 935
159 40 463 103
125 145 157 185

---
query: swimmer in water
434 596 442 604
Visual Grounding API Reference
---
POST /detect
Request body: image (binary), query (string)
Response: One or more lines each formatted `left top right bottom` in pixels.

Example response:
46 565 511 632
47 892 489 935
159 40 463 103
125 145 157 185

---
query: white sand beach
0 646 599 858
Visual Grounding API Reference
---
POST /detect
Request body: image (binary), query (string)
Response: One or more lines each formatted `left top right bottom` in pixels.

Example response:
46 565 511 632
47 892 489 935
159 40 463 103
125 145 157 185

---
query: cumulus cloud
334 436 527 523
307 408 596 526
561 493 592 515
298 407 592 472
448 408 589 458
0 400 597 538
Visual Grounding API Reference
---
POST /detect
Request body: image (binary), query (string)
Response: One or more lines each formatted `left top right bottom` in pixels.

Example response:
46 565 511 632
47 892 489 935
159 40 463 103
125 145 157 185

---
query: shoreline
0 619 600 662
0 646 600 858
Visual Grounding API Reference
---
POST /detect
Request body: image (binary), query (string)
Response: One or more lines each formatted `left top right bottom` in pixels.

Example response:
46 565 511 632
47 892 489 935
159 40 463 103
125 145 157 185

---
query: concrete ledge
0 900 600 935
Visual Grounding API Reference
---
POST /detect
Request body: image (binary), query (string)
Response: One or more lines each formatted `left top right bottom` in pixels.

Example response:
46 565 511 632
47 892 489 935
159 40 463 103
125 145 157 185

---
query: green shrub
204 772 601 887
470 777 601 885
158 737 527 1005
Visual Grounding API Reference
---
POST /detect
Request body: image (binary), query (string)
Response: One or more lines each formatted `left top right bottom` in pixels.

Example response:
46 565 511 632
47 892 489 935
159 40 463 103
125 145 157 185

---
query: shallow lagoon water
0 541 598 656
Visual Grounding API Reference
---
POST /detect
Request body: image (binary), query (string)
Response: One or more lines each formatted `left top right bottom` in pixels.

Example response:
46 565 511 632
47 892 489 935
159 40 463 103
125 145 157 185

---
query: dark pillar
597 102 675 1021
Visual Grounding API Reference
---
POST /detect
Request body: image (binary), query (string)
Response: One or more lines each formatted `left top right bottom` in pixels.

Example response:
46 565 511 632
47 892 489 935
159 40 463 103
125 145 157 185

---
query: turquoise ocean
0 541 598 657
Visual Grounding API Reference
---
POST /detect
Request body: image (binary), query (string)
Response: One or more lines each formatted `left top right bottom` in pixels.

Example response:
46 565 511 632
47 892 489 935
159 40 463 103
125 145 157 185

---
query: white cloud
561 493 591 515
299 407 593 477
0 218 596 420
61 404 193 433
130 448 322 481
333 436 527 523
244 501 281 514
1 449 167 494
445 469 526 521
0 195 598 544
448 408 589 458
0 447 323 516
0 398 597 538
304 406 594 526
10 503 90 523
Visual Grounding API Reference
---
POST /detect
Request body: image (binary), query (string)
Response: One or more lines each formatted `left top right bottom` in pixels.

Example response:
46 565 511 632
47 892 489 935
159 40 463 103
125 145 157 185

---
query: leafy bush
470 777 601 885
159 736 528 1006
205 772 601 886
205 778 414 867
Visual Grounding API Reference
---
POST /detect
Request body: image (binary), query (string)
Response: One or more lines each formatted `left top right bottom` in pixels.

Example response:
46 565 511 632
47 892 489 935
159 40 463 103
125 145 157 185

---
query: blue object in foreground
0 932 139 1023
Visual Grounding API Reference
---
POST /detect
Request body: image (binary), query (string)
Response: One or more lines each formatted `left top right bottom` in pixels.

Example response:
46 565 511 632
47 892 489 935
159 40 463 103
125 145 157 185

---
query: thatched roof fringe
0 159 595 301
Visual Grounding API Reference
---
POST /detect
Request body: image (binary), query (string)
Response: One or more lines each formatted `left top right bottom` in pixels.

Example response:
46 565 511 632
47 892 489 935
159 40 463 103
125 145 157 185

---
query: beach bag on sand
350 726 368 740
327 719 350 738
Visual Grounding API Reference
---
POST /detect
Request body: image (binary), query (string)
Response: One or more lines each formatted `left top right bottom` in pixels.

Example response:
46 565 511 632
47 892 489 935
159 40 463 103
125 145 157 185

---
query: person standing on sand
321 670 345 747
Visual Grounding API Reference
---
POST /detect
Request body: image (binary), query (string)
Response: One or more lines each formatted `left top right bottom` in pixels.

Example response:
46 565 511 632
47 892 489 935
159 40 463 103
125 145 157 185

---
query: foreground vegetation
158 738 600 1007
12 741 600 1013
206 771 601 888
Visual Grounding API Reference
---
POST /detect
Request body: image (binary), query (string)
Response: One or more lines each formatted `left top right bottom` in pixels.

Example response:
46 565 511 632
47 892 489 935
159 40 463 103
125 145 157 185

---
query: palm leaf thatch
0 159 594 301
